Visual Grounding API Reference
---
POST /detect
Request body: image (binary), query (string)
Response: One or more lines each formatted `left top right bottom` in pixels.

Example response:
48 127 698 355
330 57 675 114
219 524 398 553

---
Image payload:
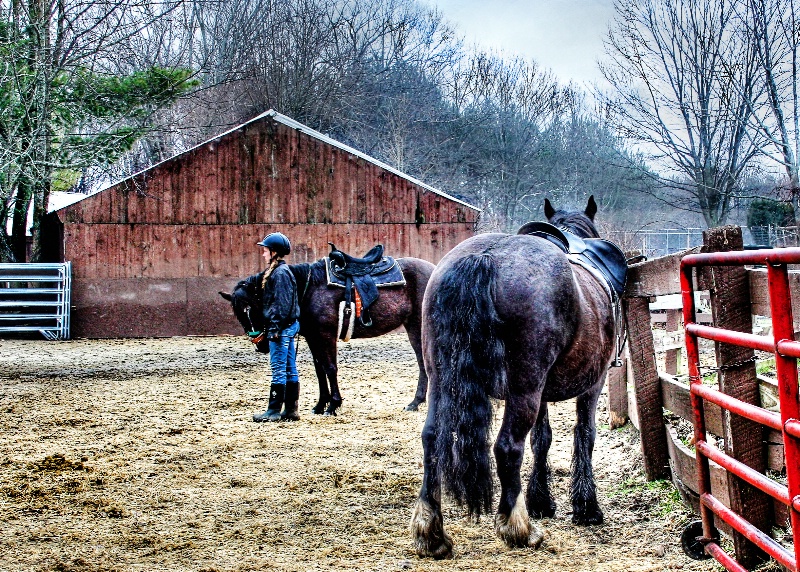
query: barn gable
48 110 479 338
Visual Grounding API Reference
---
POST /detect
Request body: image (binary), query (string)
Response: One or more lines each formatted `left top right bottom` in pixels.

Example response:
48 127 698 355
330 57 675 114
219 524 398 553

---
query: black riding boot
253 383 284 422
281 381 300 421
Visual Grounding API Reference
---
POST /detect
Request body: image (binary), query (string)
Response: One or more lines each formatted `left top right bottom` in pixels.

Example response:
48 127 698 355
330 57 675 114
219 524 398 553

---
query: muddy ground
0 333 722 572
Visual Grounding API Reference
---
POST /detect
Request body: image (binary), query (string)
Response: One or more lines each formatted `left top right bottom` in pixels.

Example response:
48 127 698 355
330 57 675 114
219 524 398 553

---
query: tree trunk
11 181 32 262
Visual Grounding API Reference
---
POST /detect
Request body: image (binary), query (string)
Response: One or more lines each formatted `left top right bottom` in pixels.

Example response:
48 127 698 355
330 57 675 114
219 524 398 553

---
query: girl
249 232 301 422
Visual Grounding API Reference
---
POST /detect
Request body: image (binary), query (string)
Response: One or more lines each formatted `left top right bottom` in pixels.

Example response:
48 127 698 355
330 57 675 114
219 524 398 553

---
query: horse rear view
412 196 623 558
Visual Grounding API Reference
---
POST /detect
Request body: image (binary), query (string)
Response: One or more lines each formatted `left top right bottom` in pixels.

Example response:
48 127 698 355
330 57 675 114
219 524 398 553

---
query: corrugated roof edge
55 109 481 213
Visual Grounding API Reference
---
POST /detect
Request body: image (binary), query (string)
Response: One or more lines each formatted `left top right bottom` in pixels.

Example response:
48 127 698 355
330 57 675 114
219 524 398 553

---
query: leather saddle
517 221 627 296
326 243 405 334
329 243 392 276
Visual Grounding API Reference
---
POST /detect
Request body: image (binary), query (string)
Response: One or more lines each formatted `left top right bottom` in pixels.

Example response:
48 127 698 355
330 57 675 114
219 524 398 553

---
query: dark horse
411 196 618 558
220 255 435 415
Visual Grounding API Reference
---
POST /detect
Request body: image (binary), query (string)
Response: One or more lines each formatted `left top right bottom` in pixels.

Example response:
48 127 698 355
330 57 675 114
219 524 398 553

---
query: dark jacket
241 261 300 337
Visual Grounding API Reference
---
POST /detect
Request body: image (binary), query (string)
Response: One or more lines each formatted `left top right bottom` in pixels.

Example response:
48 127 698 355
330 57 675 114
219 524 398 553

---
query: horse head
544 195 600 239
218 281 269 353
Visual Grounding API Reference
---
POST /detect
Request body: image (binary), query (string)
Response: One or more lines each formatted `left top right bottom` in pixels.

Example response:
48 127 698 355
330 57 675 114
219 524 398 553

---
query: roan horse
220 253 435 415
411 196 620 558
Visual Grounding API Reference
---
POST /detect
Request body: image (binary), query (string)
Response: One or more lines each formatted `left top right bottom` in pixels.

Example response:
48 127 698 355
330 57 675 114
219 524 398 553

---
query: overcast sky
424 0 616 87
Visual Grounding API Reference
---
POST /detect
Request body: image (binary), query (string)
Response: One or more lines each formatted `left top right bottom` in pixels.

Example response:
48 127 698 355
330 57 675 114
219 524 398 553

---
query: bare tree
600 0 765 227
736 0 800 220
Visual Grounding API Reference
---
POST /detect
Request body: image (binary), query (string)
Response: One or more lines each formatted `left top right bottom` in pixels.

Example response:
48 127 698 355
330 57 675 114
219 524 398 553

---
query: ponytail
261 255 284 290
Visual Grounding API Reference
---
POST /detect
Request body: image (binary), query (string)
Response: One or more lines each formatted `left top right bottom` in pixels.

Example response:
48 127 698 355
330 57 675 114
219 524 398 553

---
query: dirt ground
1 332 722 572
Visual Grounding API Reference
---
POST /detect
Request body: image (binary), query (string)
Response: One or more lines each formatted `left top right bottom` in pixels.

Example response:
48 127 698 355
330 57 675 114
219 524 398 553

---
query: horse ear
585 195 597 221
219 291 232 302
544 198 555 220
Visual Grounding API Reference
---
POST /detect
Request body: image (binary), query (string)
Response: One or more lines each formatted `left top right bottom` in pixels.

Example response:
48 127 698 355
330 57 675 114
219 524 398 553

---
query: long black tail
430 252 506 517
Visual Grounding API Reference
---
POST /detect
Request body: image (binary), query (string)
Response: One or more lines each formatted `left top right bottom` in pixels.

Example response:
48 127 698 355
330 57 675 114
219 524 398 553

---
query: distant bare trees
146 0 648 231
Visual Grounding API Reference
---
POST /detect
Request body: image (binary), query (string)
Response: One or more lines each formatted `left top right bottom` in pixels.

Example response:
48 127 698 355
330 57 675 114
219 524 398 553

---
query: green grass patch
757 357 776 376
610 477 683 517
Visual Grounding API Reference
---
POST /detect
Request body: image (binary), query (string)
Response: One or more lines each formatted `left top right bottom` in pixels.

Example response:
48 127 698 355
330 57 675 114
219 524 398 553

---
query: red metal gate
680 247 800 571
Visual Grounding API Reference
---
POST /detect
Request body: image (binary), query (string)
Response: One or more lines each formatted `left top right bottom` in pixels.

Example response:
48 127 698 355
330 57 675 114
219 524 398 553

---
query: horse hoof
324 410 337 417
312 403 327 415
496 515 535 549
528 497 556 519
414 535 454 560
404 402 419 411
528 527 544 549
496 520 544 549
411 500 454 560
325 398 342 416
496 494 542 549
572 505 604 526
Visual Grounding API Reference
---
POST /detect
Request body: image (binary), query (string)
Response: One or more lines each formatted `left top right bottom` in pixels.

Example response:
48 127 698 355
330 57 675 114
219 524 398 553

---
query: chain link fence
747 225 799 247
607 226 800 258
606 229 705 258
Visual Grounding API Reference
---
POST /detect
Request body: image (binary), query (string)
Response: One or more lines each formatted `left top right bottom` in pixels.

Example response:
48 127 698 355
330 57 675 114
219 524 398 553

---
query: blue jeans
269 320 300 386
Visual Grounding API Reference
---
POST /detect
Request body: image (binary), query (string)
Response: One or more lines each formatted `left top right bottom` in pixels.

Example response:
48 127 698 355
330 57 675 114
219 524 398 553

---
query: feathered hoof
495 494 544 549
410 500 453 559
528 495 556 519
572 504 604 526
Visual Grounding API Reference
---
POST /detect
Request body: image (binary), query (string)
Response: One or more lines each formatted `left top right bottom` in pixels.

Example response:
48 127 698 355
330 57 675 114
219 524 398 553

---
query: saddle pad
581 238 627 295
325 257 406 288
518 220 627 295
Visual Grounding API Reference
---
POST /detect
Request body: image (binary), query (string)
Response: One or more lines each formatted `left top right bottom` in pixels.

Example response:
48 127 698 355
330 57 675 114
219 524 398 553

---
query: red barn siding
52 111 478 338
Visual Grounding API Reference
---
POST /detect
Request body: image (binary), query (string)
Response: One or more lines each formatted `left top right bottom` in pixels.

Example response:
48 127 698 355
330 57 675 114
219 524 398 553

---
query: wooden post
607 344 629 429
664 308 682 375
625 296 670 480
703 226 770 568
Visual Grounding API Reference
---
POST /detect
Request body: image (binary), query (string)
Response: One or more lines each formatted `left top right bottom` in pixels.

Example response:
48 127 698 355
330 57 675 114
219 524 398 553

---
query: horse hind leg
307 336 336 415
310 353 330 415
527 403 556 518
411 397 453 559
494 397 544 549
571 384 604 525
403 316 427 411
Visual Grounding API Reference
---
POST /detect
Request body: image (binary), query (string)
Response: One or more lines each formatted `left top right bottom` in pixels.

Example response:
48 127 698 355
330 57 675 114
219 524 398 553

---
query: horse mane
288 259 328 301
549 211 599 239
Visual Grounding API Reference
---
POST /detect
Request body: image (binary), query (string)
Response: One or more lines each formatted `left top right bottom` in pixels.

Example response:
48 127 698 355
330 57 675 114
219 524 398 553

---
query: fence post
625 296 671 480
702 226 770 567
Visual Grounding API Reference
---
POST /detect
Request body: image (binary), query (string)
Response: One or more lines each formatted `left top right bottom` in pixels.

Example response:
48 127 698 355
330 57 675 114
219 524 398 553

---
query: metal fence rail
0 262 71 340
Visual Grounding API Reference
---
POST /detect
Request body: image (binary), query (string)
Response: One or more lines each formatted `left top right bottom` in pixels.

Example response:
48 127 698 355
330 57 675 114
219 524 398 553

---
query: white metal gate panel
0 262 71 340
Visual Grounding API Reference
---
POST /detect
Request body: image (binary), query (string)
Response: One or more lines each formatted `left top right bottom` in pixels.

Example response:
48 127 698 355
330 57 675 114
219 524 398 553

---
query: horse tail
430 252 506 517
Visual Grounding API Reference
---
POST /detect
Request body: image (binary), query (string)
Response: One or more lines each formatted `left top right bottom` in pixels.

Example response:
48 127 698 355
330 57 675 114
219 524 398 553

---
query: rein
300 265 312 305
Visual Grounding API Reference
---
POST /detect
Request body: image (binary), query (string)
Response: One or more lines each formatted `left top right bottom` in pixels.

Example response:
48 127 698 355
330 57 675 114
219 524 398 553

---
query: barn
42 110 480 338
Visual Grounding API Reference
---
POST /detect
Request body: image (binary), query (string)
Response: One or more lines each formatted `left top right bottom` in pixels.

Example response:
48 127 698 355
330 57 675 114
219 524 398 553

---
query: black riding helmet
257 232 291 256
